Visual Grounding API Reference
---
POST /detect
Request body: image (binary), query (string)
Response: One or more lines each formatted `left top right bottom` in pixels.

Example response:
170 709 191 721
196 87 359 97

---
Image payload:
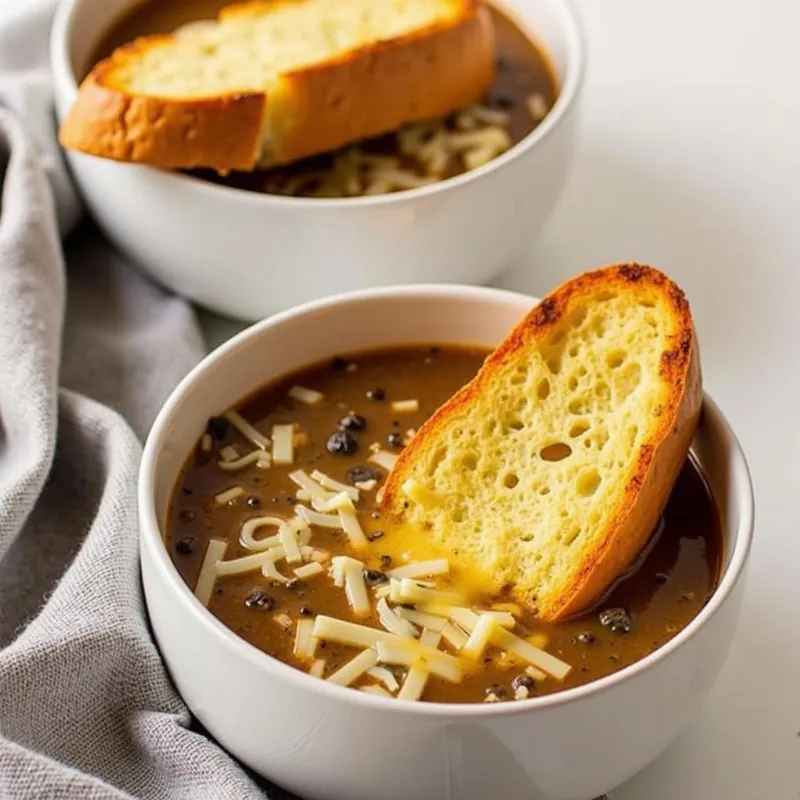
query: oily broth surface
167 345 722 704
88 1 558 196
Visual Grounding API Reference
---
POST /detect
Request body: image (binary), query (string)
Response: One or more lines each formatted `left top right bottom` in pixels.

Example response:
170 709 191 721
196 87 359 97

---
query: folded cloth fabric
0 2 283 797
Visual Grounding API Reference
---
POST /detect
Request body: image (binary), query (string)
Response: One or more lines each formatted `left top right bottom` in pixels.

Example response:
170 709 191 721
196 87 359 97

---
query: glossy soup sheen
167 345 722 704
89 1 558 196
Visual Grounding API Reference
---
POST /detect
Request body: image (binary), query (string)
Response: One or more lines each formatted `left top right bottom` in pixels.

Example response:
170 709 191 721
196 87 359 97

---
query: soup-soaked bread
58 0 494 172
381 265 702 622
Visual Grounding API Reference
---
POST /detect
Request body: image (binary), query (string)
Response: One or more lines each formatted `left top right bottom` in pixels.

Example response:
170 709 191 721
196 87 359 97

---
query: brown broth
87 2 558 197
167 345 723 704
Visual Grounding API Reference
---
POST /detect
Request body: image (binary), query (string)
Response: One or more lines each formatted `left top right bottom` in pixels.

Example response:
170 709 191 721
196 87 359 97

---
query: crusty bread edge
58 1 494 172
380 264 703 622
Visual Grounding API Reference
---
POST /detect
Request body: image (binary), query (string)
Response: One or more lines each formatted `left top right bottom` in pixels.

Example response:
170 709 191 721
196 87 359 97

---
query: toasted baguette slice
58 0 494 172
381 265 702 622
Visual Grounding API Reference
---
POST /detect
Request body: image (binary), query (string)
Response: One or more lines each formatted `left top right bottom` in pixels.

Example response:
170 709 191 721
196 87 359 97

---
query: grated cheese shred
194 539 228 606
223 410 270 451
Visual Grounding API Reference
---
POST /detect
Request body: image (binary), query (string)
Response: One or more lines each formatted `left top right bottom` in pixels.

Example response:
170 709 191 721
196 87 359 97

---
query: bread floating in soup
59 0 557 198
167 265 722 704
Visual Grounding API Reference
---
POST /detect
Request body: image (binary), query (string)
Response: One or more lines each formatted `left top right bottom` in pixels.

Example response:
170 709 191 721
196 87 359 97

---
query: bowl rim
139 283 755 719
50 0 587 209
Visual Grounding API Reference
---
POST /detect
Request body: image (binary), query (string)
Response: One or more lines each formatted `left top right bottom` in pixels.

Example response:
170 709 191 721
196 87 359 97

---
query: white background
18 0 795 794
201 0 800 797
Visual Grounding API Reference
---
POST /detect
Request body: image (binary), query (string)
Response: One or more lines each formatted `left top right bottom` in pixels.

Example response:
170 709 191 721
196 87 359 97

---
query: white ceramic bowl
139 285 753 800
51 0 585 321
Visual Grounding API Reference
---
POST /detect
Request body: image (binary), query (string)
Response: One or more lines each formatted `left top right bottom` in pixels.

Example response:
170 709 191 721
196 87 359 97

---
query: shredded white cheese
288 385 324 405
214 486 245 505
338 507 368 548
312 616 399 650
391 399 419 413
215 546 285 578
462 614 498 660
331 557 370 616
218 451 271 471
278 522 302 564
367 666 400 693
376 598 417 638
200 433 212 453
387 559 449 580
313 491 355 513
397 628 442 701
293 619 318 660
295 505 342 529
441 622 469 650
220 445 240 462
293 562 324 579
309 659 326 679
401 479 440 509
289 470 333 500
311 470 359 500
223 410 270 451
354 479 377 491
239 516 285 552
369 450 398 471
395 607 447 632
375 637 463 683
475 609 516 629
271 424 295 465
527 92 549 121
395 578 464 607
193 539 227 606
327 648 378 687
274 613 293 631
490 627 572 680
309 549 330 564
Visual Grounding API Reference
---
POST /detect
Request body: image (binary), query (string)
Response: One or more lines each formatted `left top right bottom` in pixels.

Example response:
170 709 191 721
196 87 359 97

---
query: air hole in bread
615 362 643 400
596 290 618 302
568 376 578 391
607 350 626 369
568 307 588 326
427 445 449 476
569 421 590 438
503 472 519 489
505 418 524 432
483 420 498 435
578 365 587 377
460 453 478 470
450 507 464 523
569 345 579 357
576 469 601 497
564 527 581 546
546 357 561 375
540 443 572 462
536 378 550 400
591 317 606 338
539 486 550 496
594 382 611 401
520 532 534 543
639 298 656 308
568 398 587 414
551 330 566 346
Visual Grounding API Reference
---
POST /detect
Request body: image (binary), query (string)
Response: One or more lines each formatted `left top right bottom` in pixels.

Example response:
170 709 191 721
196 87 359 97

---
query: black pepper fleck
246 496 261 508
245 590 275 610
367 530 385 542
299 606 314 617
175 537 195 555
339 414 367 432
364 570 388 586
380 555 393 567
429 346 440 354
490 92 515 109
654 572 670 584
387 432 403 449
599 607 634 635
286 578 302 591
181 487 194 496
366 387 386 401
574 631 596 645
512 674 535 691
326 430 359 455
331 356 348 371
346 466 382 484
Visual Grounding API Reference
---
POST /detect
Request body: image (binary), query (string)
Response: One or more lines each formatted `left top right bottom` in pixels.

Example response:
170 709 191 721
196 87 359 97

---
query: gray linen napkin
0 2 280 797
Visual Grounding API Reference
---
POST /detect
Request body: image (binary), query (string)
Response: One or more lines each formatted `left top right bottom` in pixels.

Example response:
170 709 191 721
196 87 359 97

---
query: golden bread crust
58 1 494 172
380 264 702 622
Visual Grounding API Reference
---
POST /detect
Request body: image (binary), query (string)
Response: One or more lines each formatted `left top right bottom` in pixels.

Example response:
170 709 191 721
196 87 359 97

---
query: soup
88 1 558 198
166 345 722 704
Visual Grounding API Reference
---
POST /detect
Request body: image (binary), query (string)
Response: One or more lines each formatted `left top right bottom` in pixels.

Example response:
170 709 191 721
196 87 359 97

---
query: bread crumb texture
382 265 698 620
112 0 466 97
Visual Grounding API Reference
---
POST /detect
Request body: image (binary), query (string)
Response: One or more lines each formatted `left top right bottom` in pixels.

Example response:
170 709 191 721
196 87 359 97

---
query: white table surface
201 1 800 796
28 0 792 793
